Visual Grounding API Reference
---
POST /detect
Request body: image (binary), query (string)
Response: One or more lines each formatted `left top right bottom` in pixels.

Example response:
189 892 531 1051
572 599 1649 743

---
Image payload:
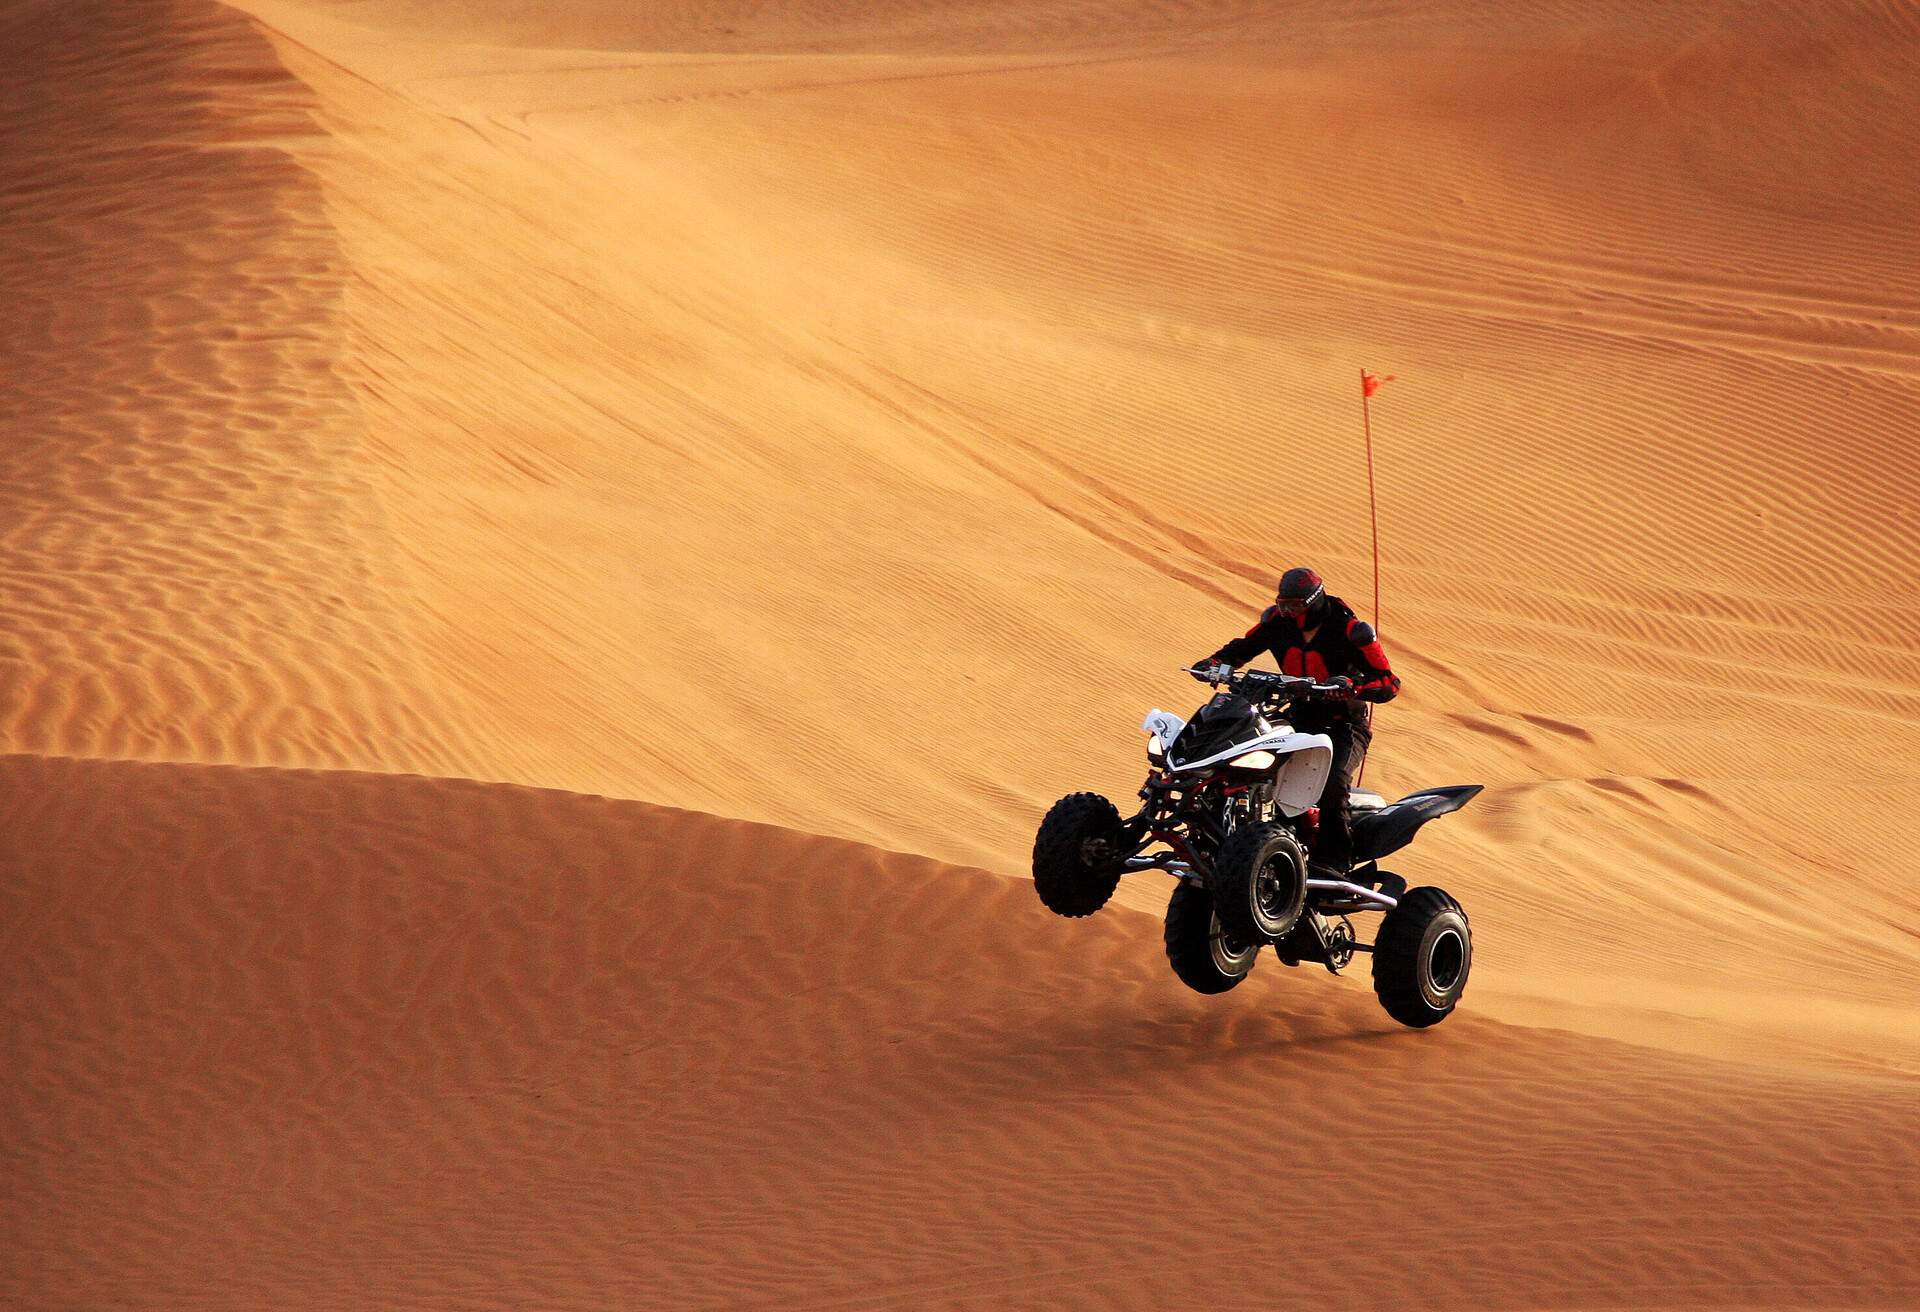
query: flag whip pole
1361 367 1384 629
1357 367 1392 783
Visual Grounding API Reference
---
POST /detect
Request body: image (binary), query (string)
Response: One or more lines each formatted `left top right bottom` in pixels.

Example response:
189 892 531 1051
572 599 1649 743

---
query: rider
1195 566 1400 878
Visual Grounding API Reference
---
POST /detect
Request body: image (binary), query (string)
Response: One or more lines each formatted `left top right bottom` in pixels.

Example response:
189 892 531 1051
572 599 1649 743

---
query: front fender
1141 708 1186 757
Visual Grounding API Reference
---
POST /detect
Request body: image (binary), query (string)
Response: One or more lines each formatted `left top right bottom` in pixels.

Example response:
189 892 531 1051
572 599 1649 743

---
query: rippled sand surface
5 1 1917 1306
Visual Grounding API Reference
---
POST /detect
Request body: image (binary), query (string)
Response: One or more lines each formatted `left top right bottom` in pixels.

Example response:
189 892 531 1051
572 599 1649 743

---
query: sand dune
6 755 1917 1309
4 0 1919 1304
214 0 1920 1072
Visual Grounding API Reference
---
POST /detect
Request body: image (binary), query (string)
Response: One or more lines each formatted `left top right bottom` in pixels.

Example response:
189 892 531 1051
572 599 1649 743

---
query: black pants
1309 716 1370 872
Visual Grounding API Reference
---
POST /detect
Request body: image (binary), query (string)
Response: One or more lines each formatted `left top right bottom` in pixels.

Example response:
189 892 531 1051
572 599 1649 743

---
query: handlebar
1183 665 1352 701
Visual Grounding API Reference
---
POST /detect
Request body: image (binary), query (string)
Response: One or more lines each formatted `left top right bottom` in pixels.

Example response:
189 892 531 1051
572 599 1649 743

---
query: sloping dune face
6 755 1918 1309
206 0 1920 845
0 0 472 774
196 0 1920 1066
5 0 1920 1305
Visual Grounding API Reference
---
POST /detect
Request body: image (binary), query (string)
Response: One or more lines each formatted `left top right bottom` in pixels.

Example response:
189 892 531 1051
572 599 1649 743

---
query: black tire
1163 882 1259 994
1372 886 1471 1028
1209 822 1307 944
1032 792 1128 917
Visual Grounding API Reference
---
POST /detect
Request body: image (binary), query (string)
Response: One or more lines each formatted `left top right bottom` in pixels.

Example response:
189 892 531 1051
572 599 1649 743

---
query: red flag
1362 370 1395 397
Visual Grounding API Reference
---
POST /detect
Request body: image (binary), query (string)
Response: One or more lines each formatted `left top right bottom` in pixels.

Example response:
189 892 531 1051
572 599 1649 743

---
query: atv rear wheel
1209 822 1307 944
1163 882 1258 994
1032 792 1128 917
1372 886 1471 1028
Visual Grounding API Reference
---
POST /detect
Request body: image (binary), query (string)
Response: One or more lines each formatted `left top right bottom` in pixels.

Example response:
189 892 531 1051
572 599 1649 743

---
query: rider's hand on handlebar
1322 675 1356 700
1192 661 1235 685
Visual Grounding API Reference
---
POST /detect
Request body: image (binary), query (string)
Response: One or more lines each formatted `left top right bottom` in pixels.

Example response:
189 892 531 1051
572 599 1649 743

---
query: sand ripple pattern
181 0 1920 1073
0 0 468 774
5 756 1918 1310
208 0 1920 851
5 5 1920 1301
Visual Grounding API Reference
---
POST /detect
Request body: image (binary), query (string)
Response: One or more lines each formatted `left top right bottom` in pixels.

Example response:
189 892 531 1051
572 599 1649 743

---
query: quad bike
1032 665 1480 1028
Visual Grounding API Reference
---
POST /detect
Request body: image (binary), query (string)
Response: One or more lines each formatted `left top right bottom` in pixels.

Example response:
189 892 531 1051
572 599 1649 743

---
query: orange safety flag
1362 370 1395 397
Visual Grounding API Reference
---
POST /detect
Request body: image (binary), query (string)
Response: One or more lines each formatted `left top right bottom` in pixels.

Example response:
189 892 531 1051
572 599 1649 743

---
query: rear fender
1351 785 1484 862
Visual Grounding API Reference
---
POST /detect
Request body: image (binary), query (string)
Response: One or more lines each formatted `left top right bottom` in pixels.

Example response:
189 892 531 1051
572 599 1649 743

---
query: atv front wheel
1032 792 1128 917
1209 822 1307 944
1163 881 1258 994
1372 886 1471 1028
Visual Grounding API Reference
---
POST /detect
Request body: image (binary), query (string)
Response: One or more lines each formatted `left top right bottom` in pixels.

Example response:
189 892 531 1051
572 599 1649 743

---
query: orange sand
4 0 1918 1306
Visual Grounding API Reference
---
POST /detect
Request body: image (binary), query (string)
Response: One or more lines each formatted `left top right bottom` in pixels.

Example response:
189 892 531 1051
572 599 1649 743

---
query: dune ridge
0 0 475 778
6 754 1918 1310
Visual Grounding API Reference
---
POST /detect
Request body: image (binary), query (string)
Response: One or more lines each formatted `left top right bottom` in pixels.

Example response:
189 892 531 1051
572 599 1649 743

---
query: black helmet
1274 566 1327 625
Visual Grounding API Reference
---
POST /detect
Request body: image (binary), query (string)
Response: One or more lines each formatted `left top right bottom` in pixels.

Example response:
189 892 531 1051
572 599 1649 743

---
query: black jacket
1209 596 1400 722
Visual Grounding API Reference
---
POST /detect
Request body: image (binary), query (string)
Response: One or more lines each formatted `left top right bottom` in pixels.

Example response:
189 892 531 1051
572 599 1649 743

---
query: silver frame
1122 853 1399 911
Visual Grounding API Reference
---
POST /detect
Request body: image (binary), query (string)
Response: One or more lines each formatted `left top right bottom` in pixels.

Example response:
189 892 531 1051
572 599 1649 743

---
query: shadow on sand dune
5 754 1916 1309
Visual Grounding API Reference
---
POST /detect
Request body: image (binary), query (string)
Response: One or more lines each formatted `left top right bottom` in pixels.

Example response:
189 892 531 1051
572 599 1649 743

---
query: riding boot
1309 821 1353 879
1307 717 1369 877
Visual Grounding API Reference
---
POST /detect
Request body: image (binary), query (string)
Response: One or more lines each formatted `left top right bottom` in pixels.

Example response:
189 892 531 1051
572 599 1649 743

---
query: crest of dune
4 0 1917 1306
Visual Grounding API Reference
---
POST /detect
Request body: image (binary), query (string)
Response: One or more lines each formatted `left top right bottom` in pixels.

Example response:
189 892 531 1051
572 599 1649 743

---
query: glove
1323 676 1356 699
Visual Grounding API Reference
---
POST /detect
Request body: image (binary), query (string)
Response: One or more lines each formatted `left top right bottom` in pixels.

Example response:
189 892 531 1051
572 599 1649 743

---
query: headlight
1228 750 1276 770
1146 736 1166 758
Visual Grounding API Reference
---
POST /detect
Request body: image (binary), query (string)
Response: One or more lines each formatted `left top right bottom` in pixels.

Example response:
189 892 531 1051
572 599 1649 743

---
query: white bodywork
1141 709 1186 756
1141 708 1334 816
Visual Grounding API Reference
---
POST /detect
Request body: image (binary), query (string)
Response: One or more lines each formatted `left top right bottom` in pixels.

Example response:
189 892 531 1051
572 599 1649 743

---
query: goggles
1273 584 1324 617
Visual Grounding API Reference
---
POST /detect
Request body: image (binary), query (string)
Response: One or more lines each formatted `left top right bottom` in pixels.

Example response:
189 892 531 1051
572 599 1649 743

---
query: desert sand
4 0 1917 1307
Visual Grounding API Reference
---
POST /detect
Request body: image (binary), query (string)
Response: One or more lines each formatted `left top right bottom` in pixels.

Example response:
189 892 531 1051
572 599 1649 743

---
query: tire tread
1164 882 1253 994
1209 821 1307 944
1032 792 1126 917
1371 885 1469 1028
